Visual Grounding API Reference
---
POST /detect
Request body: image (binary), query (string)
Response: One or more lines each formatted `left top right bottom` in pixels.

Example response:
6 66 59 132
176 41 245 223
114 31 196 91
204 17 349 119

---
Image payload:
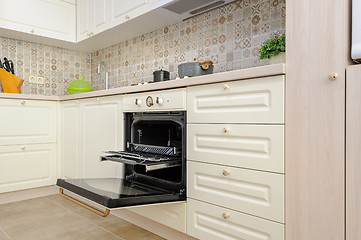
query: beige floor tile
0 195 165 240
0 229 10 240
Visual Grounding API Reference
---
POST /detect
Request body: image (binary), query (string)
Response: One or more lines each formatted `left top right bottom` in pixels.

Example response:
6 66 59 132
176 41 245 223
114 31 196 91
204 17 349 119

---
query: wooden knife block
0 68 24 94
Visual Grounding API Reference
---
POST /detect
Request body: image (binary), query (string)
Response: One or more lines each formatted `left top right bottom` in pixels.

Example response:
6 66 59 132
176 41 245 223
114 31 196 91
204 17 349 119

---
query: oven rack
101 151 181 172
127 142 180 156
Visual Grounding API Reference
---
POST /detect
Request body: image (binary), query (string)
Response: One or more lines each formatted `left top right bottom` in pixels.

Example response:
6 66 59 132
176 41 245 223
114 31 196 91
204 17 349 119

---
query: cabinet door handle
223 84 229 90
222 212 230 219
30 29 35 33
223 127 230 133
125 15 130 19
222 170 230 176
21 146 26 150
21 100 26 105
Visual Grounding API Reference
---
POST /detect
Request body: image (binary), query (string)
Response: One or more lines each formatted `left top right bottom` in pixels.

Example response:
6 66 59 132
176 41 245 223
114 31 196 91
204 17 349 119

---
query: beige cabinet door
0 143 57 193
187 76 284 124
77 0 109 42
187 124 284 173
0 0 76 42
187 198 284 240
61 100 81 179
81 96 123 178
187 161 284 223
0 99 57 146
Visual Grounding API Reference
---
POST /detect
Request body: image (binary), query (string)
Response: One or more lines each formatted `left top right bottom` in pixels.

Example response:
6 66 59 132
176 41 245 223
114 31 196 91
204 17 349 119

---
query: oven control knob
135 99 142 106
146 96 154 107
156 97 164 105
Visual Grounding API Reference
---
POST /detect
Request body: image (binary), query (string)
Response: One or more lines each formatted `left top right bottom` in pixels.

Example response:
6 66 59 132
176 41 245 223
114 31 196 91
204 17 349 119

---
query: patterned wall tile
91 0 285 90
0 0 284 95
0 37 91 95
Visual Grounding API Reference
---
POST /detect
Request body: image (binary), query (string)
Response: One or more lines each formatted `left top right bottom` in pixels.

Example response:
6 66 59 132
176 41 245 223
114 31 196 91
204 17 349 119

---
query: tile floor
0 194 165 240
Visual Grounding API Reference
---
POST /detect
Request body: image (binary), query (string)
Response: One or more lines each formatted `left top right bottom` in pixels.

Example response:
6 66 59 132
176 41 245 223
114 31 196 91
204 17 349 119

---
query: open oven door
56 111 186 216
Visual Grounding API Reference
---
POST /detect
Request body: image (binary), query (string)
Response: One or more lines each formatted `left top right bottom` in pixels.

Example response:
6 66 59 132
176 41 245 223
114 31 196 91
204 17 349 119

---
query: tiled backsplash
91 0 286 91
0 0 285 95
0 37 91 96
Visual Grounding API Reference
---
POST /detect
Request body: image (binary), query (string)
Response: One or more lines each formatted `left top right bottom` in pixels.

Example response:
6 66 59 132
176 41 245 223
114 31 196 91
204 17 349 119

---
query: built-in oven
57 89 186 216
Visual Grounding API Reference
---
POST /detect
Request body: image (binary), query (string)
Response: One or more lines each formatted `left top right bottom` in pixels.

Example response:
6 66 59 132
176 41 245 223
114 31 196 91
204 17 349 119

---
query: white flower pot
269 52 285 64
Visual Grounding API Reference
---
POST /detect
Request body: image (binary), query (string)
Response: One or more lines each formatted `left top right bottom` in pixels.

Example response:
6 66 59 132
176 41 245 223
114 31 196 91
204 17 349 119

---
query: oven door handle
59 188 110 217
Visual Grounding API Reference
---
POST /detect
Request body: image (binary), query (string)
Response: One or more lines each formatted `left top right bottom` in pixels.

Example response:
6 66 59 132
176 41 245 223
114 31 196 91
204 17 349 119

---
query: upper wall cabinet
0 0 76 42
77 0 109 42
109 0 149 28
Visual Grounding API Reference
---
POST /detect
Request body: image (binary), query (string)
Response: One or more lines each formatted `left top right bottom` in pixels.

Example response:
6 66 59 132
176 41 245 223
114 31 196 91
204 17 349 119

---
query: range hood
154 0 235 20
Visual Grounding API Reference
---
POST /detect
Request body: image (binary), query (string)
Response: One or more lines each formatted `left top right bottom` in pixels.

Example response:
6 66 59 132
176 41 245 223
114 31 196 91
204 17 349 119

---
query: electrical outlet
29 76 37 83
37 77 44 84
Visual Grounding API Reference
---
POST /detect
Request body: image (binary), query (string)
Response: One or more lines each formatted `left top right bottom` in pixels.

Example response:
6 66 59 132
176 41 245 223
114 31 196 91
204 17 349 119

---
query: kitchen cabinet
186 77 285 239
0 143 57 193
0 0 76 42
187 76 284 124
77 0 109 42
187 124 284 173
0 99 57 193
187 198 284 240
61 96 123 179
0 99 57 146
109 0 149 28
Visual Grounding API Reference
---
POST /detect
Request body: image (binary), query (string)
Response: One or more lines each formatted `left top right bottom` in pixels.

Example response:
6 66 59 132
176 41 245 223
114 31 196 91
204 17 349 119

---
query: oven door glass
57 177 184 208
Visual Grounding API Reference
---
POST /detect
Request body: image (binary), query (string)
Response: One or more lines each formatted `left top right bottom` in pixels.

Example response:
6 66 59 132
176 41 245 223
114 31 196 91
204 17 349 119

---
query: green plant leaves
258 34 285 60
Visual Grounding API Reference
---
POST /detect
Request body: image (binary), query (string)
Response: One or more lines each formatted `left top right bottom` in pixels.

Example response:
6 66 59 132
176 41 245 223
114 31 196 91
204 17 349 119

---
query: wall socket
29 76 44 84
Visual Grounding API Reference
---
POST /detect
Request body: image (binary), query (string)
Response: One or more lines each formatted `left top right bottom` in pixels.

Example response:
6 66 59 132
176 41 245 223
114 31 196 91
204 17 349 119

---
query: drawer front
187 124 284 173
123 88 186 112
187 198 284 240
0 143 57 193
187 161 284 223
187 76 284 123
0 99 57 145
129 202 186 233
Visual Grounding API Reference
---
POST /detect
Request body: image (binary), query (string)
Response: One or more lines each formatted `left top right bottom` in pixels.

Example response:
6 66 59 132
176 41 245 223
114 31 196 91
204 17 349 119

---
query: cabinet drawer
0 143 57 193
187 161 284 223
123 88 186 112
187 76 284 123
187 198 284 240
0 99 57 145
187 124 284 173
129 202 186 233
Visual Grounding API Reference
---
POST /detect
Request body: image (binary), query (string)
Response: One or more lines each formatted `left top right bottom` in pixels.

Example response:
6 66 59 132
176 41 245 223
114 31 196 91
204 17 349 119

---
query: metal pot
178 58 214 78
153 69 170 82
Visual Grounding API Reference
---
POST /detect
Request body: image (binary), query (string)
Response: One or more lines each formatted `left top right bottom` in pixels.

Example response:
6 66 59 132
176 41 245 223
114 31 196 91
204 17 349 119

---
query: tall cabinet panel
286 0 350 239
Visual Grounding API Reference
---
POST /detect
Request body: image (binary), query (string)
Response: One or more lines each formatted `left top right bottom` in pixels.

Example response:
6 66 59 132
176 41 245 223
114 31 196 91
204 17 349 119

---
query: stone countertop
0 64 285 101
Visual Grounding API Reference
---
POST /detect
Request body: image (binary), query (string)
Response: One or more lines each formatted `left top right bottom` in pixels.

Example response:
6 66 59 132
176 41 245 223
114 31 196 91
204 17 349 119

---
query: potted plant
258 34 285 64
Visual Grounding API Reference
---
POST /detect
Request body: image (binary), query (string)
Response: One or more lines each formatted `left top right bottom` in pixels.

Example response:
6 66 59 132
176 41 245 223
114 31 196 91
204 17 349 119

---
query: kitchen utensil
178 58 214 78
153 69 170 82
0 68 24 94
67 75 93 94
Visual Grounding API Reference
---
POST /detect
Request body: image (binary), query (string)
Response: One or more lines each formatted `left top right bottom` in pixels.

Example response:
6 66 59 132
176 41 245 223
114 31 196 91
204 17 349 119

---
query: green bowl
67 76 93 94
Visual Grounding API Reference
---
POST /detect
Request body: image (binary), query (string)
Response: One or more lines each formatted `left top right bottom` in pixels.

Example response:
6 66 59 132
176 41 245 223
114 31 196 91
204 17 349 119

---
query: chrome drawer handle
222 212 230 219
222 170 230 176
